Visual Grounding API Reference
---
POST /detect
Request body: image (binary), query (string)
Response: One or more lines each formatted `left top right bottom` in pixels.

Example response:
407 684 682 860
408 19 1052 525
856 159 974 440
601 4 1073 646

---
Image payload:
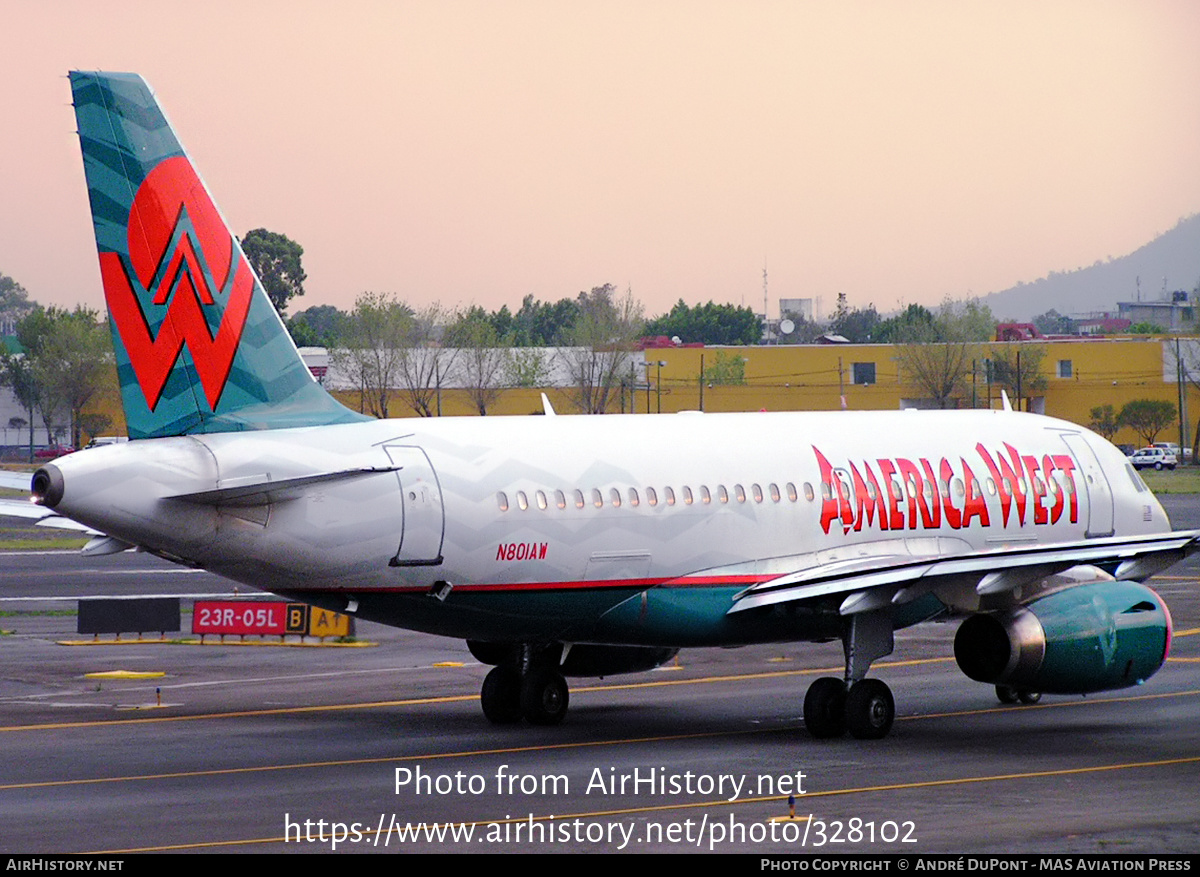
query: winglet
541 393 557 416
1000 390 1013 412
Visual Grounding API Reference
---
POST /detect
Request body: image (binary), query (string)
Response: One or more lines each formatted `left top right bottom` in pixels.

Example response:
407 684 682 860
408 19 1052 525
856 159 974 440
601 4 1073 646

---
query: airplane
29 70 1196 739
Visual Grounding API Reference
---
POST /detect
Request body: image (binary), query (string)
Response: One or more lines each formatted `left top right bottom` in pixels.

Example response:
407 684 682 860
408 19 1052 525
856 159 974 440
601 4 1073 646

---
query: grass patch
1139 467 1200 494
0 609 77 617
0 536 90 551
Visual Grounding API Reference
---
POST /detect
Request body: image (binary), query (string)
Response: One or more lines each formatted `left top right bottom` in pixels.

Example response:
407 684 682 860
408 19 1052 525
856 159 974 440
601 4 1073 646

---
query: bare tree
395 304 458 417
988 343 1047 411
1089 404 1119 440
557 285 644 414
1166 338 1200 461
894 299 991 408
331 292 414 419
445 313 508 415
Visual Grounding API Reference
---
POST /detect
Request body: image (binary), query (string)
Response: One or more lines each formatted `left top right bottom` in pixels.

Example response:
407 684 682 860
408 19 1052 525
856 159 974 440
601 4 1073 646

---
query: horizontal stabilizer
170 467 398 507
729 530 1200 615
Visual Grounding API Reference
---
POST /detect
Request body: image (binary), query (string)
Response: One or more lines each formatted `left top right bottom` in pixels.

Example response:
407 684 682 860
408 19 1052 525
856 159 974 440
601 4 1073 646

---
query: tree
331 293 415 418
1033 309 1073 335
13 306 111 449
511 294 580 346
395 304 458 417
988 343 1047 411
287 304 348 347
874 304 936 344
893 299 994 408
506 347 552 387
644 300 760 345
0 272 34 335
0 344 38 460
1167 338 1200 461
558 284 643 414
828 293 880 342
1118 399 1176 446
1089 404 1119 440
444 308 508 415
1126 321 1166 335
702 351 747 385
242 229 306 315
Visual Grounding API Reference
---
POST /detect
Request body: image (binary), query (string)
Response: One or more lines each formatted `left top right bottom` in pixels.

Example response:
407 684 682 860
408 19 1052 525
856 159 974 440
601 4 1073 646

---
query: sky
2 1 1199 322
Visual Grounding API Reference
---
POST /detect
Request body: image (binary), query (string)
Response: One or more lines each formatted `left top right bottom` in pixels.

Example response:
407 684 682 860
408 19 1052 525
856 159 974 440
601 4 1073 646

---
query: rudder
69 71 368 438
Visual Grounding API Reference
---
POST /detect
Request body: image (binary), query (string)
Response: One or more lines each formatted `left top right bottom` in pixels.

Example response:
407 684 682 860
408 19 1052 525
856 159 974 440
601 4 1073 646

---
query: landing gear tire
1017 690 1042 705
803 676 847 739
480 666 522 724
520 668 569 726
845 679 895 740
995 684 1020 704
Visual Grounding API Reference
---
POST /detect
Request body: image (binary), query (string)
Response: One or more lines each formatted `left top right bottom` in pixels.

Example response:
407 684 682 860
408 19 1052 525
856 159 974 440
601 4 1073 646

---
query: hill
980 214 1200 321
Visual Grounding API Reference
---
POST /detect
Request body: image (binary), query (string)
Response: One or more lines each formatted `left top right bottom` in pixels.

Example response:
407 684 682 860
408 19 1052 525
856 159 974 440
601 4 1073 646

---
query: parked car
1147 441 1185 463
33 445 75 459
1130 447 1177 470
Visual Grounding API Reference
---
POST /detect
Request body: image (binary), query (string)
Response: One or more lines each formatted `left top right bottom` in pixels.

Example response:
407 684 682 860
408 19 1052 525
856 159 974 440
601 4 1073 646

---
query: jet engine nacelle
953 581 1171 694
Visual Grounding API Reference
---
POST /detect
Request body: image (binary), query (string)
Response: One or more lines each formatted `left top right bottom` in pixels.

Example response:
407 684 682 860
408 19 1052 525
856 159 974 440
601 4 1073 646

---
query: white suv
1130 447 1177 470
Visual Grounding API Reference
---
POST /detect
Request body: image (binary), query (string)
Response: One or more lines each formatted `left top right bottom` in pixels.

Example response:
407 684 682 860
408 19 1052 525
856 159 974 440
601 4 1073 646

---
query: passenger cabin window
647 487 658 507
555 490 567 509
628 487 640 506
752 483 764 503
517 491 529 510
718 485 729 504
664 487 676 506
497 492 509 512
700 485 711 504
592 489 603 508
682 486 693 505
574 489 585 509
735 484 746 503
610 488 621 507
536 490 548 510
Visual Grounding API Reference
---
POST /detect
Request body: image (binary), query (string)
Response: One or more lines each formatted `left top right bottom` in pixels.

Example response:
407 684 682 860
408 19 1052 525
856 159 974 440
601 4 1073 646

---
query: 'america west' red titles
814 443 1080 536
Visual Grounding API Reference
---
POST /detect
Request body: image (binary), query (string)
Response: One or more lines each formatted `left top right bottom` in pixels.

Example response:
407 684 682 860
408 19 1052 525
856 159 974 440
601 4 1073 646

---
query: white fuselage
46 409 1167 624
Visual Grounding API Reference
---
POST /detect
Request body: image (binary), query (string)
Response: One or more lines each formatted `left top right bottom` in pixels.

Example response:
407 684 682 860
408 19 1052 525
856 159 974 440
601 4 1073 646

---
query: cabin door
384 445 445 566
1060 433 1115 538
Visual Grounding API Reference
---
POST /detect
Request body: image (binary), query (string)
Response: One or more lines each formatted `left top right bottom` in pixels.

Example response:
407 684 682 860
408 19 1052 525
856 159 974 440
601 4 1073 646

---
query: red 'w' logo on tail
98 156 253 411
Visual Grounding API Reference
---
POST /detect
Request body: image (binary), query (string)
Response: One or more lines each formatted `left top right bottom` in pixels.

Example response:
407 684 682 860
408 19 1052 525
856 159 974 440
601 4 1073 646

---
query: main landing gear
994 684 1042 705
477 645 570 726
803 610 897 740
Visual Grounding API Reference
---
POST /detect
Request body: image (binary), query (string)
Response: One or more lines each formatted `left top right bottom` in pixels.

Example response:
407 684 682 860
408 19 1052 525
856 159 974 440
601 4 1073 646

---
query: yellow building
83 337 1196 453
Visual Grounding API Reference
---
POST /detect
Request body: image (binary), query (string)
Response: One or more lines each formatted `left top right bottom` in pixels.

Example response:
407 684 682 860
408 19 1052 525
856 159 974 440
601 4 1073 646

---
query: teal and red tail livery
69 72 368 438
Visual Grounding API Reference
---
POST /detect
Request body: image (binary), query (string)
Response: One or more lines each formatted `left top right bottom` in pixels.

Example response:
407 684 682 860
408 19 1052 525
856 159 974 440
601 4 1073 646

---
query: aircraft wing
728 530 1200 616
0 497 101 534
0 470 32 491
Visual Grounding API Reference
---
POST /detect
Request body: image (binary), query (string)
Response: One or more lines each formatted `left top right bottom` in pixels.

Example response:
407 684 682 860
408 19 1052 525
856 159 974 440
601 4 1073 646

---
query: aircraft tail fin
69 72 369 439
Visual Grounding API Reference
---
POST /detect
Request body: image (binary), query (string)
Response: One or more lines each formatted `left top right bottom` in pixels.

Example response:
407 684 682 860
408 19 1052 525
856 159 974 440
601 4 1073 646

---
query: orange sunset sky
2 1 1199 321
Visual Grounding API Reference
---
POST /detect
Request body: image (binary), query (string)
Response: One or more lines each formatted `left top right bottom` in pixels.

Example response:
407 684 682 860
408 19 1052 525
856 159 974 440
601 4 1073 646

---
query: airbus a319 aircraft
32 71 1197 740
